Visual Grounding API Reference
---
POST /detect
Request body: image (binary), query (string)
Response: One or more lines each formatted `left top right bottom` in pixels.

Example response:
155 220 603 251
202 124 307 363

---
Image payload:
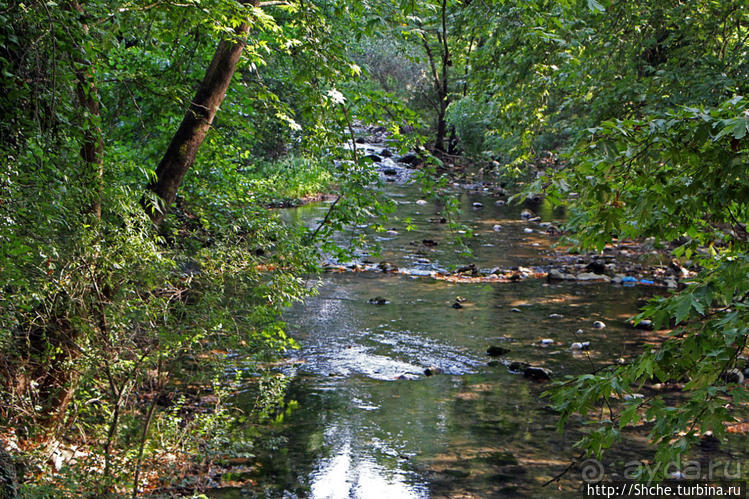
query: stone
548 313 564 319
380 148 393 158
523 228 534 233
424 367 444 376
493 224 502 231
540 338 554 345
378 261 398 273
722 369 745 384
520 209 534 219
452 301 463 309
415 199 428 205
383 168 398 176
422 239 438 247
368 297 388 305
575 329 584 335
365 153 382 162
495 200 506 206
523 366 552 381
487 345 510 357
593 320 606 329
570 341 590 351
548 269 575 280
508 361 529 372
472 202 483 208
585 261 607 274
576 272 611 282
632 319 653 330
398 153 420 166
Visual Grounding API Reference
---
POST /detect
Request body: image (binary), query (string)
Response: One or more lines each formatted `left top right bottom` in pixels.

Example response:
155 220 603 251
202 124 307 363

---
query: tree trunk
69 0 103 220
147 20 253 224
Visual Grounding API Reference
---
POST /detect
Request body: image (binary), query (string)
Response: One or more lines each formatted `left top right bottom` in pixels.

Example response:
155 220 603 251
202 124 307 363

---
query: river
211 146 747 498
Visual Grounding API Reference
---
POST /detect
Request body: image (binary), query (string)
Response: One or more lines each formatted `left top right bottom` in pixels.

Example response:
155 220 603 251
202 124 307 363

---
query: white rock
493 224 502 231
416 199 428 205
593 320 606 329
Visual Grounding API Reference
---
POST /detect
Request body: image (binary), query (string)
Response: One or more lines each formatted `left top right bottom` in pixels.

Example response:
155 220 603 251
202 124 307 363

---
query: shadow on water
212 161 748 498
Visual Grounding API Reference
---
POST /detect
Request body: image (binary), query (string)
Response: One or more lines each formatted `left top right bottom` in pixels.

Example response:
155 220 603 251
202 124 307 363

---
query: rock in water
570 341 590 351
487 345 510 357
452 301 463 309
547 269 575 281
368 297 388 305
424 367 444 376
585 261 607 274
523 366 552 381
508 361 530 372
399 153 420 166
721 369 745 384
378 262 398 273
520 209 534 219
593 320 606 329
632 319 653 330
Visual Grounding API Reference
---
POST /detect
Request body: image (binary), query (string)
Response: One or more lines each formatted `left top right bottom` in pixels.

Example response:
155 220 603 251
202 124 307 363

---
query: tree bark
147 18 254 224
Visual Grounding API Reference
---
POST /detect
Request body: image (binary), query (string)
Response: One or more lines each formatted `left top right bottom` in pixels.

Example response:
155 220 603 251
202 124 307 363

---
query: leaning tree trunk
146 20 253 224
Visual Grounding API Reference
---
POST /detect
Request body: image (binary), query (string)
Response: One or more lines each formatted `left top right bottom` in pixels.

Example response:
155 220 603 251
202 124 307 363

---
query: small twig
542 451 586 487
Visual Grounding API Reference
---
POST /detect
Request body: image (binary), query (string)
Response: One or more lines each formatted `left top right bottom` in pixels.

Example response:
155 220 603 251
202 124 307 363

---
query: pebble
540 338 554 345
493 224 502 231
593 320 606 329
472 202 483 208
416 199 428 205
549 313 564 319
511 308 522 313
495 200 506 206
575 329 584 334
570 341 590 351
523 228 534 233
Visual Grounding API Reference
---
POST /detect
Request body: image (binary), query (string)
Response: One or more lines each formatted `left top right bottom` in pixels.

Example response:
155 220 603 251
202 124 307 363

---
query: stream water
212 148 747 498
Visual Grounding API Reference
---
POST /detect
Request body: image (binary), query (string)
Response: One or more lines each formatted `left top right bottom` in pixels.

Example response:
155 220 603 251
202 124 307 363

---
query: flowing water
212 150 746 498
